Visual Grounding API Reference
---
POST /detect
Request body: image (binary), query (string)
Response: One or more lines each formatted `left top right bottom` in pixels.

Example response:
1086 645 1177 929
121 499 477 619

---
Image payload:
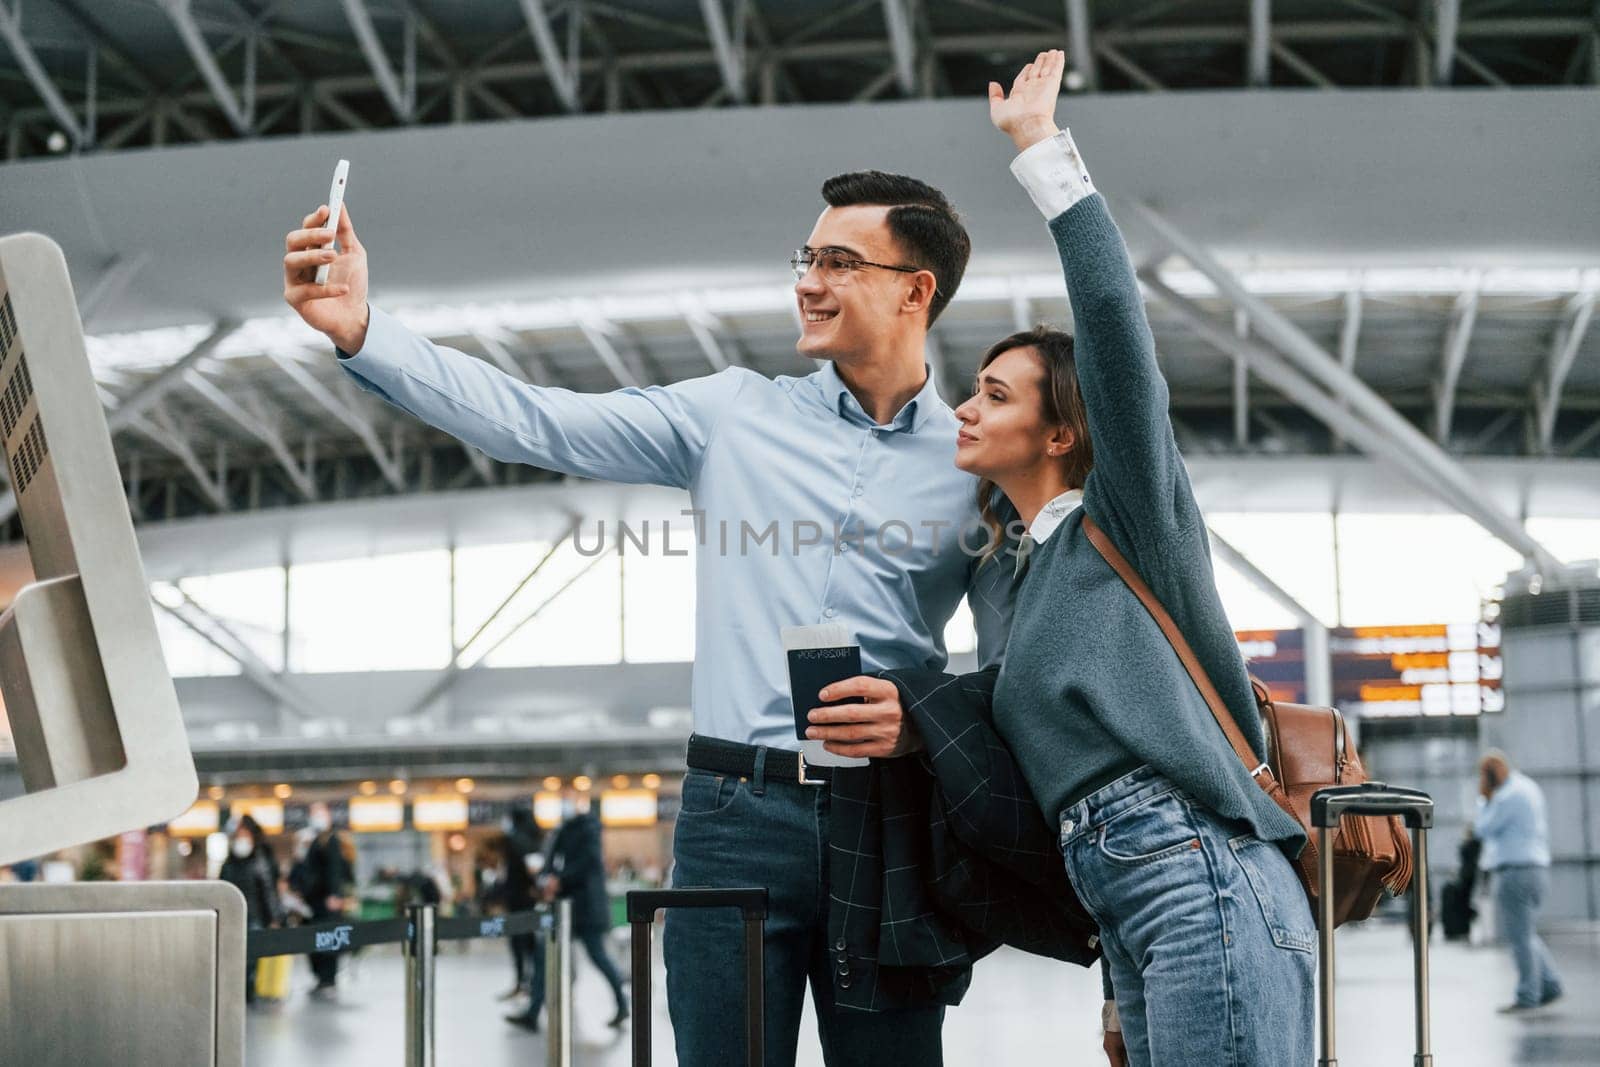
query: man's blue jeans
1494 865 1563 1007
1059 766 1315 1067
664 757 944 1067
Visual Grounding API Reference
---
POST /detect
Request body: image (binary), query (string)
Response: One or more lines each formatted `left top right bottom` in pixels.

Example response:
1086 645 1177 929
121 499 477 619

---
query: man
1475 751 1564 1013
512 791 629 1031
288 801 356 998
498 806 545 1011
282 166 1015 1064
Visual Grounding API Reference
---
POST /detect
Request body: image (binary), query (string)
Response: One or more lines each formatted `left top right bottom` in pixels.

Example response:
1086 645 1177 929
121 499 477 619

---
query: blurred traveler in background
499 806 546 1011
220 819 283 1005
509 793 628 1032
1476 751 1563 1013
289 801 356 999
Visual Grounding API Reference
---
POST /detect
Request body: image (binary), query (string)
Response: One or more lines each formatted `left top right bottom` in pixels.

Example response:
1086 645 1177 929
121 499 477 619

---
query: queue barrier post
404 903 437 1067
546 898 574 1067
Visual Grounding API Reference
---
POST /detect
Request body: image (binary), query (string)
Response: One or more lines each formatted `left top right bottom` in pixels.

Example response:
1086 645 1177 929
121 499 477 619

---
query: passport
780 623 870 768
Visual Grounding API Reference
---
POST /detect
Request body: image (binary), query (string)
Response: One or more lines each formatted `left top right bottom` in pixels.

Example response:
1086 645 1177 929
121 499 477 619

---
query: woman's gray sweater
990 192 1305 855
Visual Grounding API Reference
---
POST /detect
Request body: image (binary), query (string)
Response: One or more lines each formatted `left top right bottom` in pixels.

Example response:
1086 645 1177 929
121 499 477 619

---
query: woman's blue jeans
1059 765 1316 1066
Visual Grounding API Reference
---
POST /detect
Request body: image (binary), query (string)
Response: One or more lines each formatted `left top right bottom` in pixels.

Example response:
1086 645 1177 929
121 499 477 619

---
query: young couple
285 51 1312 1067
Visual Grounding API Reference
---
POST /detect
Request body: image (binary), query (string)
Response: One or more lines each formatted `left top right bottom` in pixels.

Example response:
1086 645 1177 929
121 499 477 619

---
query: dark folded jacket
825 666 1101 1013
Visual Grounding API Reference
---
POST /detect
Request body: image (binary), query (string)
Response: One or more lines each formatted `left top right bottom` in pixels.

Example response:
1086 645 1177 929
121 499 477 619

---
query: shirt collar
1028 488 1085 544
816 359 943 434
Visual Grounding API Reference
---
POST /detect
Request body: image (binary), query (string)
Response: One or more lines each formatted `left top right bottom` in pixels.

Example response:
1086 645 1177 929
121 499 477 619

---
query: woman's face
953 346 1057 479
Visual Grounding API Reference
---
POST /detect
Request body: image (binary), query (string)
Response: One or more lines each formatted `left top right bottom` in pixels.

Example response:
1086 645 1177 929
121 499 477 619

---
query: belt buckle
798 751 827 786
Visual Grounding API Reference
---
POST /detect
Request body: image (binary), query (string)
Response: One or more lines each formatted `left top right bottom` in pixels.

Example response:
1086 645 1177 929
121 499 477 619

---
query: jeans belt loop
751 745 768 796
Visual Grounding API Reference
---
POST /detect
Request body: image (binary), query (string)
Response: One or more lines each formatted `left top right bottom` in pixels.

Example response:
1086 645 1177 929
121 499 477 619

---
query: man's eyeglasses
790 246 934 292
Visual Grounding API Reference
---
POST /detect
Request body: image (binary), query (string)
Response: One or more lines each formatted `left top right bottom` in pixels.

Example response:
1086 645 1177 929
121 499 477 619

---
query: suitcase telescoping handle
1310 784 1435 1067
627 888 769 1067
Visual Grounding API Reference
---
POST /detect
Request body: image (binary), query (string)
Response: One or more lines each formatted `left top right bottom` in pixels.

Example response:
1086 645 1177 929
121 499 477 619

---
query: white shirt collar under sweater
1029 488 1084 544
1014 488 1085 579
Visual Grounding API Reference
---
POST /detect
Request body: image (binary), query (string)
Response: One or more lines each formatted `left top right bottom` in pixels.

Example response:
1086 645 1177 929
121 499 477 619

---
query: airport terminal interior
1 1 1598 1064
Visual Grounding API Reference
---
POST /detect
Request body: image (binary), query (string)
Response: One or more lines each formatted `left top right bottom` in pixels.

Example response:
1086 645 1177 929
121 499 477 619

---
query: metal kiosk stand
0 233 243 1066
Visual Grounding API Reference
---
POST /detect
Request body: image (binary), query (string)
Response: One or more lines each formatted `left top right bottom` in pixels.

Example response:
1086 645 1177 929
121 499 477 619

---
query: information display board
1234 622 1503 718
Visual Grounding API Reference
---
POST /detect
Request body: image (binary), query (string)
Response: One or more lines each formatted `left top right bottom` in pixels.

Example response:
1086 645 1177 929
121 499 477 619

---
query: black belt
686 734 833 785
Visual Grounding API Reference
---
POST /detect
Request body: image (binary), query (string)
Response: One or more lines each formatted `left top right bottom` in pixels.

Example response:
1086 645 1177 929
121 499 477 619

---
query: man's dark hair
820 171 970 326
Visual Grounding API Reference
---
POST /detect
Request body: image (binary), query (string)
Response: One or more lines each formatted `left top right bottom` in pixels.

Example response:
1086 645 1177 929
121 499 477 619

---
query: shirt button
839 542 850 553
824 607 837 619
854 487 864 497
870 429 880 438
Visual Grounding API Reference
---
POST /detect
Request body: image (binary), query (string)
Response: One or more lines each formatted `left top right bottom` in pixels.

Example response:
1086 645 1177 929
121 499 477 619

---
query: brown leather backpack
1083 516 1412 927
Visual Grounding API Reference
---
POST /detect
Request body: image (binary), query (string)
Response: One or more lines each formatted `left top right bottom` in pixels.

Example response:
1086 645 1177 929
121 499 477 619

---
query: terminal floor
245 921 1600 1065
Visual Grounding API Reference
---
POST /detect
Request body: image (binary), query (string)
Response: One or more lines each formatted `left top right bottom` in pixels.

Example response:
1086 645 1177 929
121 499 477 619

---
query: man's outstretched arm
285 201 744 489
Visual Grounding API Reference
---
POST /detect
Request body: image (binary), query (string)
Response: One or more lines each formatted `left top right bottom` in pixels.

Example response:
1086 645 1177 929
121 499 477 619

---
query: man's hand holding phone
283 201 370 353
806 675 923 759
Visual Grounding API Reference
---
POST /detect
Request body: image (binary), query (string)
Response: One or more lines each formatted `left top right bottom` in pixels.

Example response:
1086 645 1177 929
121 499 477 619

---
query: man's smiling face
794 204 918 362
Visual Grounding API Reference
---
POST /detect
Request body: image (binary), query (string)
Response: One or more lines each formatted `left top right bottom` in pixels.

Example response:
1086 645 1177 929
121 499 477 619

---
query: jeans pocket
677 770 739 818
1096 789 1203 868
1230 835 1316 954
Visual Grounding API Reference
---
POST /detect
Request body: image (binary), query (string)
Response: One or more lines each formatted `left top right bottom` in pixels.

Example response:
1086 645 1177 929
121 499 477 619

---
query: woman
956 53 1316 1065
220 820 284 1004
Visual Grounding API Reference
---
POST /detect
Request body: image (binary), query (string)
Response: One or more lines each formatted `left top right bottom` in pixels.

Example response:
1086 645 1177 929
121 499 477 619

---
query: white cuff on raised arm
1009 129 1096 220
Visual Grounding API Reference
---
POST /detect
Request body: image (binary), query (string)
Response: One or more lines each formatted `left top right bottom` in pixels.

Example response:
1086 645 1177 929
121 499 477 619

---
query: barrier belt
248 917 408 960
247 908 547 960
436 908 545 943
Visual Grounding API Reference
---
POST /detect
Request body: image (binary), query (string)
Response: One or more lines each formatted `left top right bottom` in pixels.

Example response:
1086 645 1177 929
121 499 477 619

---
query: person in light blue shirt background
1475 750 1564 1012
282 159 1019 1062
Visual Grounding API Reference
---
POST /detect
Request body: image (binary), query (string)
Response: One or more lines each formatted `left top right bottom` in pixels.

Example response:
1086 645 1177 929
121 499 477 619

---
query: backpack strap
1080 514 1270 781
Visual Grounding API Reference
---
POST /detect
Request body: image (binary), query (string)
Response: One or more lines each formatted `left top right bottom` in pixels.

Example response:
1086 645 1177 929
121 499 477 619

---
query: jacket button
835 938 846 951
840 978 852 989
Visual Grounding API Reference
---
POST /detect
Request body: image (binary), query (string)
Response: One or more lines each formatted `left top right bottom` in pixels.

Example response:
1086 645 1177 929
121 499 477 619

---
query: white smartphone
314 159 350 285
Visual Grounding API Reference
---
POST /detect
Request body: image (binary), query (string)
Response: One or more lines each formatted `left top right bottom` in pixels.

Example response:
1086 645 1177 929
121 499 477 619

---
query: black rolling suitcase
1311 783 1436 1067
627 887 768 1067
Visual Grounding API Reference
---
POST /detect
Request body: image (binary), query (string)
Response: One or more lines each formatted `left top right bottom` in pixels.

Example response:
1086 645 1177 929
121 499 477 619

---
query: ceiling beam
1132 202 1561 574
1206 527 1331 705
1535 288 1598 453
1095 41 1164 91
519 0 581 112
1270 40 1336 88
461 442 496 486
156 0 253 135
1332 288 1362 450
339 0 413 122
700 0 747 104
184 369 317 500
881 0 917 95
1432 283 1479 444
407 527 607 718
574 309 645 389
267 350 405 490
127 407 229 510
1233 309 1250 446
153 587 323 720
678 295 742 372
105 321 242 435
0 0 87 146
1248 0 1271 87
1433 0 1461 85
1064 0 1097 91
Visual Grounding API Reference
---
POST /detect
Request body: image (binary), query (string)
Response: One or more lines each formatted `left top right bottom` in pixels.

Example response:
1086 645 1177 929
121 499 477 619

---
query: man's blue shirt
340 307 1017 749
1475 770 1552 870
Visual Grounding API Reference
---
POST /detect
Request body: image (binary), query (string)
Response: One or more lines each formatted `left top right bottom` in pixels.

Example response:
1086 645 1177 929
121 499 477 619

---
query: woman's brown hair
975 325 1094 559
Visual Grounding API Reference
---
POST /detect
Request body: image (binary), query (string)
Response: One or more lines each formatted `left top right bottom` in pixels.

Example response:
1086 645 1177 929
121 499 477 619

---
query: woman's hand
988 49 1066 153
